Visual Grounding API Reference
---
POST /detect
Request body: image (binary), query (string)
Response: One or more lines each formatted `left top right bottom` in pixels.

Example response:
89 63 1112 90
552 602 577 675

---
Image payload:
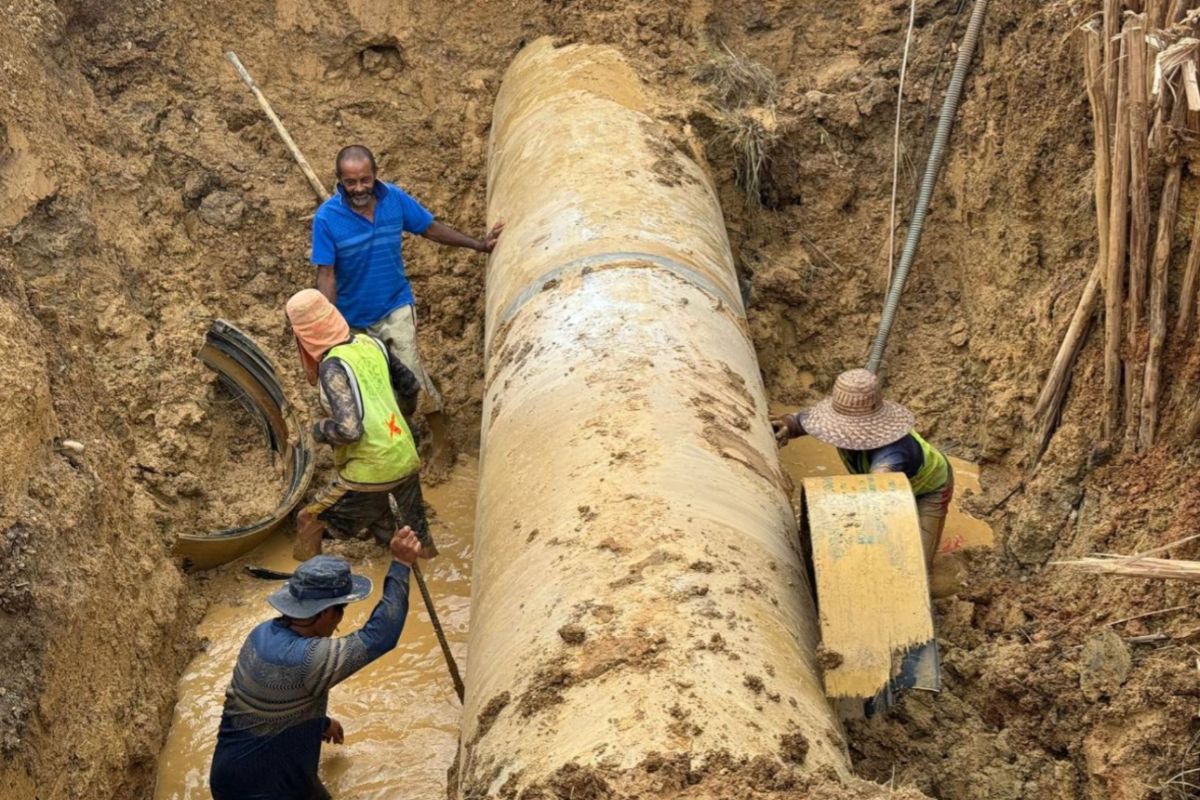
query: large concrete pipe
455 38 848 797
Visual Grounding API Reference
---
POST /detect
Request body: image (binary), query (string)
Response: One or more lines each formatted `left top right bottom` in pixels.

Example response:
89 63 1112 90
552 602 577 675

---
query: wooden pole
1187 397 1200 442
1033 26 1113 455
1057 556 1200 582
1178 207 1200 337
224 52 331 203
1125 16 1151 448
1105 29 1132 441
1035 272 1102 455
1147 0 1167 27
1138 96 1185 450
1105 0 1123 119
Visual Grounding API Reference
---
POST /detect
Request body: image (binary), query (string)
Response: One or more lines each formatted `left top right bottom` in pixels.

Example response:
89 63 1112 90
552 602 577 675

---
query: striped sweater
209 561 411 800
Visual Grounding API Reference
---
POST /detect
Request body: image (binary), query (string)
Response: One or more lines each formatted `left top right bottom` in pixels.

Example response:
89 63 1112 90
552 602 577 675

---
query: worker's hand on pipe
770 413 805 447
770 415 793 447
322 717 344 745
481 221 505 253
389 526 423 566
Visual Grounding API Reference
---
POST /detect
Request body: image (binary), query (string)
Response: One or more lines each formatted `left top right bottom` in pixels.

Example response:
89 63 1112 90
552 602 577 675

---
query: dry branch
1149 0 1168 28
1186 397 1200 441
1105 30 1132 440
1056 556 1200 581
1106 0 1123 117
1138 95 1185 449
1179 206 1200 336
1032 26 1112 455
1034 271 1100 454
1126 16 1152 448
1106 602 1194 626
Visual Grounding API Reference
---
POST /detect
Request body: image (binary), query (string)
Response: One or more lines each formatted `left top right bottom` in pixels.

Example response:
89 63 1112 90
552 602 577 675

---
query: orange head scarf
286 289 351 385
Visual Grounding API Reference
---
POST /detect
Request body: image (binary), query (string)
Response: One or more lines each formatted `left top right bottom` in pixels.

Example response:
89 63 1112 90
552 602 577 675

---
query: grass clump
695 45 781 205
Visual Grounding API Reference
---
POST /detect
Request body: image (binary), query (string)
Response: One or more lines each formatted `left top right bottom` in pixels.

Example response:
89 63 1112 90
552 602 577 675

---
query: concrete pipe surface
454 38 847 798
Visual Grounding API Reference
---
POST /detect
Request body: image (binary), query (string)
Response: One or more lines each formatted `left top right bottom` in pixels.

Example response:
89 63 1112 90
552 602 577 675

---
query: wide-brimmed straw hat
798 368 914 451
286 289 351 385
267 554 372 619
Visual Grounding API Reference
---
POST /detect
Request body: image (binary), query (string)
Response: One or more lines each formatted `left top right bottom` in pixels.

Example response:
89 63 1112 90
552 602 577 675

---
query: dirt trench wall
0 5 196 797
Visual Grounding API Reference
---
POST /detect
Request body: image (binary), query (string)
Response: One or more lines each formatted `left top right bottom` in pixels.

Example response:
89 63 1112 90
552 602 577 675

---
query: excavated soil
165 380 288 535
3 0 1200 798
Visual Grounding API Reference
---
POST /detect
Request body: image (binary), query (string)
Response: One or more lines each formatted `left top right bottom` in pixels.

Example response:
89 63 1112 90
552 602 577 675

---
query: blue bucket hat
267 555 373 618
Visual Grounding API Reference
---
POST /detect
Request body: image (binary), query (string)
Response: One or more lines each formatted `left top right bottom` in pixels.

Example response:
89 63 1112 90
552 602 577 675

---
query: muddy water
153 460 477 800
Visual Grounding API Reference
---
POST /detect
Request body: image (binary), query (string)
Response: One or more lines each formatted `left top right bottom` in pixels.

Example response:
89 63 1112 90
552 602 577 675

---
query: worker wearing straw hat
772 368 953 569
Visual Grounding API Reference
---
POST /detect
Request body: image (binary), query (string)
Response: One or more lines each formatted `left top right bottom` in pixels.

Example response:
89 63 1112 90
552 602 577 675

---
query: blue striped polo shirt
310 180 435 328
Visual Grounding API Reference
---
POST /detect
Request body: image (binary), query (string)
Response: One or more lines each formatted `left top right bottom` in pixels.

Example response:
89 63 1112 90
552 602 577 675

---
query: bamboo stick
224 52 331 203
1125 16 1151 448
1178 206 1200 336
1032 27 1112 455
1138 96 1185 450
1165 0 1188 23
1056 556 1200 582
1186 397 1200 441
1105 29 1132 441
1147 0 1167 27
1034 274 1101 454
1105 0 1123 117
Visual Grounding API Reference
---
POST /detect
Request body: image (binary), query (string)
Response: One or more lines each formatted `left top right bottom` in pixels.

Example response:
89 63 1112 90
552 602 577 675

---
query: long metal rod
411 562 465 701
389 494 465 702
866 0 990 373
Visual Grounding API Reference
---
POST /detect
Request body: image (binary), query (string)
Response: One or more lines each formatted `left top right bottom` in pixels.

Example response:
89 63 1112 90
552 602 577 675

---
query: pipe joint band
496 250 747 329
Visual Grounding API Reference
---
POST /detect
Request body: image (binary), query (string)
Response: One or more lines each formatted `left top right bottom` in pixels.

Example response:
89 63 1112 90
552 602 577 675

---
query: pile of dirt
155 379 288 535
3 0 1200 798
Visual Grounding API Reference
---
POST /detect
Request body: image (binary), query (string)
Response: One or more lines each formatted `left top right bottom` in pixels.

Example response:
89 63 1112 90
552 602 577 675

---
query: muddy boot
293 510 325 562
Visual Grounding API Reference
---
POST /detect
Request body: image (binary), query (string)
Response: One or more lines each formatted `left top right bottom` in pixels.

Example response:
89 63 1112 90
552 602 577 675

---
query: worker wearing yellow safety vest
286 288 432 562
772 368 953 569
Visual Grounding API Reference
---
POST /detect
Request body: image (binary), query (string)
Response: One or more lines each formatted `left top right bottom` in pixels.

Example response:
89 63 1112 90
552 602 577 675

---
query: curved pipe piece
454 39 847 798
173 320 314 570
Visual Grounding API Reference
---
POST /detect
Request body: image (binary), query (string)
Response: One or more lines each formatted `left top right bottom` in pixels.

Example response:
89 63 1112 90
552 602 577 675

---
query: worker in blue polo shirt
312 143 503 413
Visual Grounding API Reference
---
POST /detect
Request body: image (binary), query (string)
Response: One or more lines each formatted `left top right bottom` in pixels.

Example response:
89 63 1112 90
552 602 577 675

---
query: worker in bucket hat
772 368 953 568
286 288 436 562
210 527 422 800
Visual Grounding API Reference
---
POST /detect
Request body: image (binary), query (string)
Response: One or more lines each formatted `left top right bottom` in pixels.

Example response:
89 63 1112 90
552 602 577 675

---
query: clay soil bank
2 0 1199 799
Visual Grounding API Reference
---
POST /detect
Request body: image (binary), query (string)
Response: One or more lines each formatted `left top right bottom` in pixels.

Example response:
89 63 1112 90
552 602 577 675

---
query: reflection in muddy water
154 460 477 800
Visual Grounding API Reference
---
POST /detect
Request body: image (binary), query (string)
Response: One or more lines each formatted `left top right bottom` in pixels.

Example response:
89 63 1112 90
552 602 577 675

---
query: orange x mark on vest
387 413 404 439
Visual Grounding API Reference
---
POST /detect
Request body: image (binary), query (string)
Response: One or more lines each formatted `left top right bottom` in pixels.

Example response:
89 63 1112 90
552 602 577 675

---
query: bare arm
420 220 505 253
316 266 337 304
303 529 421 694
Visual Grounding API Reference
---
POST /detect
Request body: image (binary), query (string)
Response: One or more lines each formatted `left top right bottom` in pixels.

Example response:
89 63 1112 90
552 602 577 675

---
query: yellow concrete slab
803 472 936 700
